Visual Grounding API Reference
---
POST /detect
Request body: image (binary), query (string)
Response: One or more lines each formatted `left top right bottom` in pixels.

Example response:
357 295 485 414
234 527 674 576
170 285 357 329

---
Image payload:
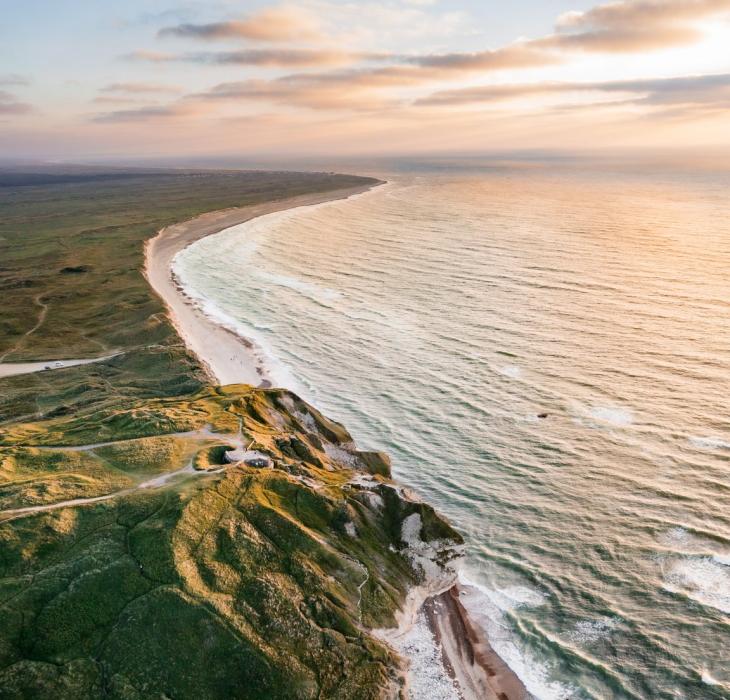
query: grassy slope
0 168 462 699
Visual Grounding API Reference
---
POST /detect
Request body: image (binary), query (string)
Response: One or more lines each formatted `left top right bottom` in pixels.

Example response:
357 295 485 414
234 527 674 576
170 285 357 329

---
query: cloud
533 0 730 53
0 90 32 115
93 96 151 105
556 0 730 32
132 48 389 68
157 6 323 43
193 67 448 111
92 102 201 124
0 74 29 86
180 45 561 111
419 72 730 110
95 0 730 126
408 44 559 71
123 49 177 62
198 75 390 110
100 82 181 94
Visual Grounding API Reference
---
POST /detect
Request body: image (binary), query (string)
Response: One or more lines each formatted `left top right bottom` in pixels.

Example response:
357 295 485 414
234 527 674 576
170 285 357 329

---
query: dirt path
0 295 49 361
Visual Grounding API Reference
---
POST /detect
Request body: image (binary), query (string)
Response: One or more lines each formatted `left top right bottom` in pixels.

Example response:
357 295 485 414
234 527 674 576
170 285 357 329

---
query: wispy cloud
93 96 151 105
419 73 730 111
100 82 181 94
0 74 30 86
407 45 559 71
182 48 562 110
196 75 386 110
87 0 730 145
130 48 390 68
157 5 323 43
0 90 32 115
123 50 177 63
533 0 730 53
92 102 201 123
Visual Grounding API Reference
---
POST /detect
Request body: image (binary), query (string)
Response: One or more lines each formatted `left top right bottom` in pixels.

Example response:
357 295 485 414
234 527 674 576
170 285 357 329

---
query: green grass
0 167 376 424
0 385 463 699
0 167 462 699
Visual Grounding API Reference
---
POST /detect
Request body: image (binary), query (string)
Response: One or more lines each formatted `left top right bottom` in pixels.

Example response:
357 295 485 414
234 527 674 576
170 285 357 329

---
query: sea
173 159 730 699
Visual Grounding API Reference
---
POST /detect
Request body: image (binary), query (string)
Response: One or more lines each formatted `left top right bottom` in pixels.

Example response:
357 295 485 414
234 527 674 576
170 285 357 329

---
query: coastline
145 178 529 700
145 182 382 387
426 584 530 700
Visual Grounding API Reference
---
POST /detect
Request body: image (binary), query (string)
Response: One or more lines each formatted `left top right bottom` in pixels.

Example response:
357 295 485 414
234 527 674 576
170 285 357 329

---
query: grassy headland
0 167 463 699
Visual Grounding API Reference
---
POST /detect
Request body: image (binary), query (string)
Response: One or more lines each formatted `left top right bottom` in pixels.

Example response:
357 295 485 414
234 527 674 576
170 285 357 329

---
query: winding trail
0 295 49 362
0 425 242 523
0 462 227 524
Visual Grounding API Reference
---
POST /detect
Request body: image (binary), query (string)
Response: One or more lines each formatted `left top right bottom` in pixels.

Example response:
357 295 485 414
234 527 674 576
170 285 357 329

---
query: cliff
0 385 463 699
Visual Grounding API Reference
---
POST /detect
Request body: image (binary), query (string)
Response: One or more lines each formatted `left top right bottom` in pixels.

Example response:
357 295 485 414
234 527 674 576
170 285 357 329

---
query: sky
2 0 730 160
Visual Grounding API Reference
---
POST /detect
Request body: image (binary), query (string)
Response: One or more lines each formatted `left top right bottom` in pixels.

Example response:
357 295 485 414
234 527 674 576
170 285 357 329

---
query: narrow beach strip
145 183 381 387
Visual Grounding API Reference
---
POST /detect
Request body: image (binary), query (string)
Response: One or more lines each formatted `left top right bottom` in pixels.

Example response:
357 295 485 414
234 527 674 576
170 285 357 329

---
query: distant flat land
0 167 376 424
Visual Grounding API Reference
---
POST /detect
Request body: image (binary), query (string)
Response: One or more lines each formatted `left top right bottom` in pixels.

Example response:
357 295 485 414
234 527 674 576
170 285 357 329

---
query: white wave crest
701 669 729 688
569 616 620 644
498 364 522 379
662 556 730 614
689 436 730 450
256 269 341 304
587 405 633 427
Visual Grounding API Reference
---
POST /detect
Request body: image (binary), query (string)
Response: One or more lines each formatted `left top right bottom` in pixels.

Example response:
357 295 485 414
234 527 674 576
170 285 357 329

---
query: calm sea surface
175 164 730 699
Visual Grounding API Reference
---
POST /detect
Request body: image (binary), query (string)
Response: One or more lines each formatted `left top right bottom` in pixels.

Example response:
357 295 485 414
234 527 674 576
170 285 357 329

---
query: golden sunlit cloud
157 5 324 43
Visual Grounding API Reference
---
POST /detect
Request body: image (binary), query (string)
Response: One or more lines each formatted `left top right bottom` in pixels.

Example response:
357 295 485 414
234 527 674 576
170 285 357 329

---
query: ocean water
174 164 730 699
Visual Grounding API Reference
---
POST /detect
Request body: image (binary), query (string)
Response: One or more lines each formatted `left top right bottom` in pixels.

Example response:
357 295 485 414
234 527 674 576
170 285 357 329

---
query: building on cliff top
225 449 273 468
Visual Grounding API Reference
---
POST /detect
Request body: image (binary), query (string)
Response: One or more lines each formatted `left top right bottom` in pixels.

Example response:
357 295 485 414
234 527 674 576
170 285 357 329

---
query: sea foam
568 616 620 644
662 556 730 614
688 436 730 450
395 612 461 700
587 406 634 427
457 571 575 700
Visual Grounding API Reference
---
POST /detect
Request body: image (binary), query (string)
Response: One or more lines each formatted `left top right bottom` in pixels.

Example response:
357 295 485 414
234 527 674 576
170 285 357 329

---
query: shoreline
145 182 383 387
145 178 529 700
425 584 530 700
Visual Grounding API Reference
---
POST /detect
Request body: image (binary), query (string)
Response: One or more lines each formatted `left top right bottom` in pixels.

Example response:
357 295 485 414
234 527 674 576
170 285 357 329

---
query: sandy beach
145 183 381 387
424 585 530 700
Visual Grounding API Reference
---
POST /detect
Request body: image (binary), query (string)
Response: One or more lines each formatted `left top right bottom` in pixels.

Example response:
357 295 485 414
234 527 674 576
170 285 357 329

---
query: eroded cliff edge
0 385 463 699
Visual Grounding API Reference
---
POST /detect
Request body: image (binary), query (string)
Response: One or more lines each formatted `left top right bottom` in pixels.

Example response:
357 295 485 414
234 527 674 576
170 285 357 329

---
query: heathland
0 167 464 699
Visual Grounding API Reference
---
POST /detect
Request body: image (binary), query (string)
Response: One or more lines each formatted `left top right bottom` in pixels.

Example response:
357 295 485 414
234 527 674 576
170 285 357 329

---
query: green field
0 167 372 423
0 168 461 699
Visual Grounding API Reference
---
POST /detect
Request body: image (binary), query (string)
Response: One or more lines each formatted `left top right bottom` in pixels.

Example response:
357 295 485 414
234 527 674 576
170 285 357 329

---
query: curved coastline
145 181 384 388
145 178 529 700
